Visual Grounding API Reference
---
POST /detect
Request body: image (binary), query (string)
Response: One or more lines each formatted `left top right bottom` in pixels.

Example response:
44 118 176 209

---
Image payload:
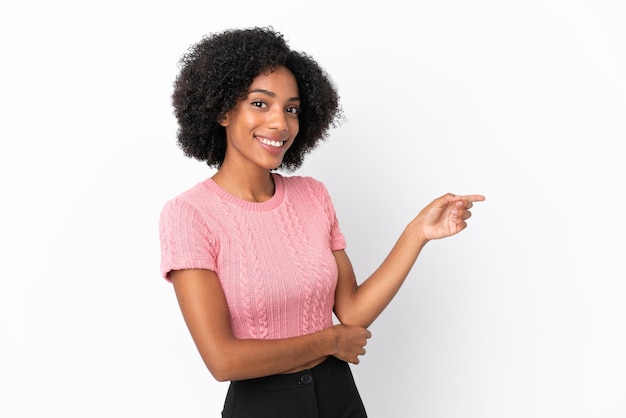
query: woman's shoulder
161 178 215 212
276 174 333 204
277 173 326 190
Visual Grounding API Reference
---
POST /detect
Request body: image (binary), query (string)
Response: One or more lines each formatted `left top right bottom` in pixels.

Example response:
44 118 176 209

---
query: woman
159 26 484 417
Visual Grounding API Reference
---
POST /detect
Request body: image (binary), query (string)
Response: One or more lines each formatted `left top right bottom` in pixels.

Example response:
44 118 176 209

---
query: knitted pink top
159 173 346 340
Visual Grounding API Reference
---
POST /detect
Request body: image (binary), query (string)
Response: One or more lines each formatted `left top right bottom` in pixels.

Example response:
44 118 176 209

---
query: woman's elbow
204 357 235 382
199 348 238 382
334 309 371 328
209 369 231 382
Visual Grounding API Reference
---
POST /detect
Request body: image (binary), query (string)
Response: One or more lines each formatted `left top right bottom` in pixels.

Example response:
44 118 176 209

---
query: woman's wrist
406 218 429 247
322 326 339 357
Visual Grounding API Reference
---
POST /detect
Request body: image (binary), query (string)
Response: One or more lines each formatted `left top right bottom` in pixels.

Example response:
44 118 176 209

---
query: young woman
159 26 485 417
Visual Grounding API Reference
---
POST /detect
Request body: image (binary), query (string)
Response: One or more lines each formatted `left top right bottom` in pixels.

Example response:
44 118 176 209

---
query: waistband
231 356 347 390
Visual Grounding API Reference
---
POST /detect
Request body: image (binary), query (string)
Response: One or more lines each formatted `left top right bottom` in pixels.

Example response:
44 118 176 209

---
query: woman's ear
218 113 229 127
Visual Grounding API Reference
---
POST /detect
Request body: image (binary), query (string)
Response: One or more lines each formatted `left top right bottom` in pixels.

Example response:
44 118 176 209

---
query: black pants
221 356 367 417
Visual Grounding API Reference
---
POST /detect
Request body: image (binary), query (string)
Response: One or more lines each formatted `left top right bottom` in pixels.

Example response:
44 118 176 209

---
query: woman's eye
287 106 300 115
251 100 266 108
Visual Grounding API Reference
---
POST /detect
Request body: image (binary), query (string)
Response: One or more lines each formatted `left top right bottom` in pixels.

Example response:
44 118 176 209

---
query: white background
1 1 625 417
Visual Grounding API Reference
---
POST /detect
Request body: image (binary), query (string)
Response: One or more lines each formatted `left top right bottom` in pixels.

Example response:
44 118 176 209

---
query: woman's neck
212 165 275 203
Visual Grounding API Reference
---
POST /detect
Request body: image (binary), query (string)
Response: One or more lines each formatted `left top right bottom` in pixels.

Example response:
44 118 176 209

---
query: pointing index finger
455 194 486 203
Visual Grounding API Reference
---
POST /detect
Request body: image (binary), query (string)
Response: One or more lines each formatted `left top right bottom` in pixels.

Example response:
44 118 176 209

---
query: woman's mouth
258 137 286 148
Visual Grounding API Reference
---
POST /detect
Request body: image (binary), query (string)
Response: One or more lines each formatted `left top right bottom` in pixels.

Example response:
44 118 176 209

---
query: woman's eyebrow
248 88 300 102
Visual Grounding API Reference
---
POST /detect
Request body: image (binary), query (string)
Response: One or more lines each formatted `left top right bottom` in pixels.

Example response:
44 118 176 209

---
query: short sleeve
317 181 346 252
159 197 217 281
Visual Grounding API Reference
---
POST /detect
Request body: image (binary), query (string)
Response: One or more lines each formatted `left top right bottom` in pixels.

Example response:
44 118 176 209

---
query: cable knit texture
159 173 346 340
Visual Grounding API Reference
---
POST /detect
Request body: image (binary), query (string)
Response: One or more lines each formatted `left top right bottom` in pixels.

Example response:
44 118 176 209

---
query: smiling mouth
258 137 286 148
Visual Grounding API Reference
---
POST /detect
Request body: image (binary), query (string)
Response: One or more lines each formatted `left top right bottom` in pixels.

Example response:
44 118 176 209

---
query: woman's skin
170 65 485 382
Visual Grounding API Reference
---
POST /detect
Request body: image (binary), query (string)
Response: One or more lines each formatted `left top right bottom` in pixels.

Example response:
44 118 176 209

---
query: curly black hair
172 26 343 171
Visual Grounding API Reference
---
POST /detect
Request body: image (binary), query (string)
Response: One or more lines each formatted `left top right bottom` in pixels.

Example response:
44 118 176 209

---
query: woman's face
220 65 300 171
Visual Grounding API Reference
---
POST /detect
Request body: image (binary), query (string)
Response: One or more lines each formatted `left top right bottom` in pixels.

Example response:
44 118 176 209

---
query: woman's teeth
259 138 284 147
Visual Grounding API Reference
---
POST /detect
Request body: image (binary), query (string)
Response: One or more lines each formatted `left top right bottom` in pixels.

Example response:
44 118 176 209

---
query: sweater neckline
203 172 285 212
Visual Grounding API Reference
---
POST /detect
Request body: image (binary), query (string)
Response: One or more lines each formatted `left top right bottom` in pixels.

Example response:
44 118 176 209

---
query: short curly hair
172 26 343 171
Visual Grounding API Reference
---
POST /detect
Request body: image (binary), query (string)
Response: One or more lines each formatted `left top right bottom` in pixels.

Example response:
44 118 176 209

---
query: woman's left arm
333 193 485 328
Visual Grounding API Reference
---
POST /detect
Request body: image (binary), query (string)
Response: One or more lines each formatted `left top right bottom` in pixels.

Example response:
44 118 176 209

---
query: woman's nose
267 108 288 131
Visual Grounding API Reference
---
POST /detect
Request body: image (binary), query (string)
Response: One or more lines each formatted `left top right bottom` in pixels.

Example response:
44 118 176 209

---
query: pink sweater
159 173 346 340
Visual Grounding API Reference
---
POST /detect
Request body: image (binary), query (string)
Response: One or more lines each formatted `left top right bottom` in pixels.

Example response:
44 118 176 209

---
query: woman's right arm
170 268 371 382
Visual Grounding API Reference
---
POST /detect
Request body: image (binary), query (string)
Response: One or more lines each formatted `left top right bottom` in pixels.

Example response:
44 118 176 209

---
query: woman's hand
416 193 486 241
331 324 372 364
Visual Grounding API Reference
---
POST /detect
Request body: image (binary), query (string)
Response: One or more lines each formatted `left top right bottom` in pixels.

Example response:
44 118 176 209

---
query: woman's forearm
334 193 484 328
200 328 336 381
195 323 370 381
